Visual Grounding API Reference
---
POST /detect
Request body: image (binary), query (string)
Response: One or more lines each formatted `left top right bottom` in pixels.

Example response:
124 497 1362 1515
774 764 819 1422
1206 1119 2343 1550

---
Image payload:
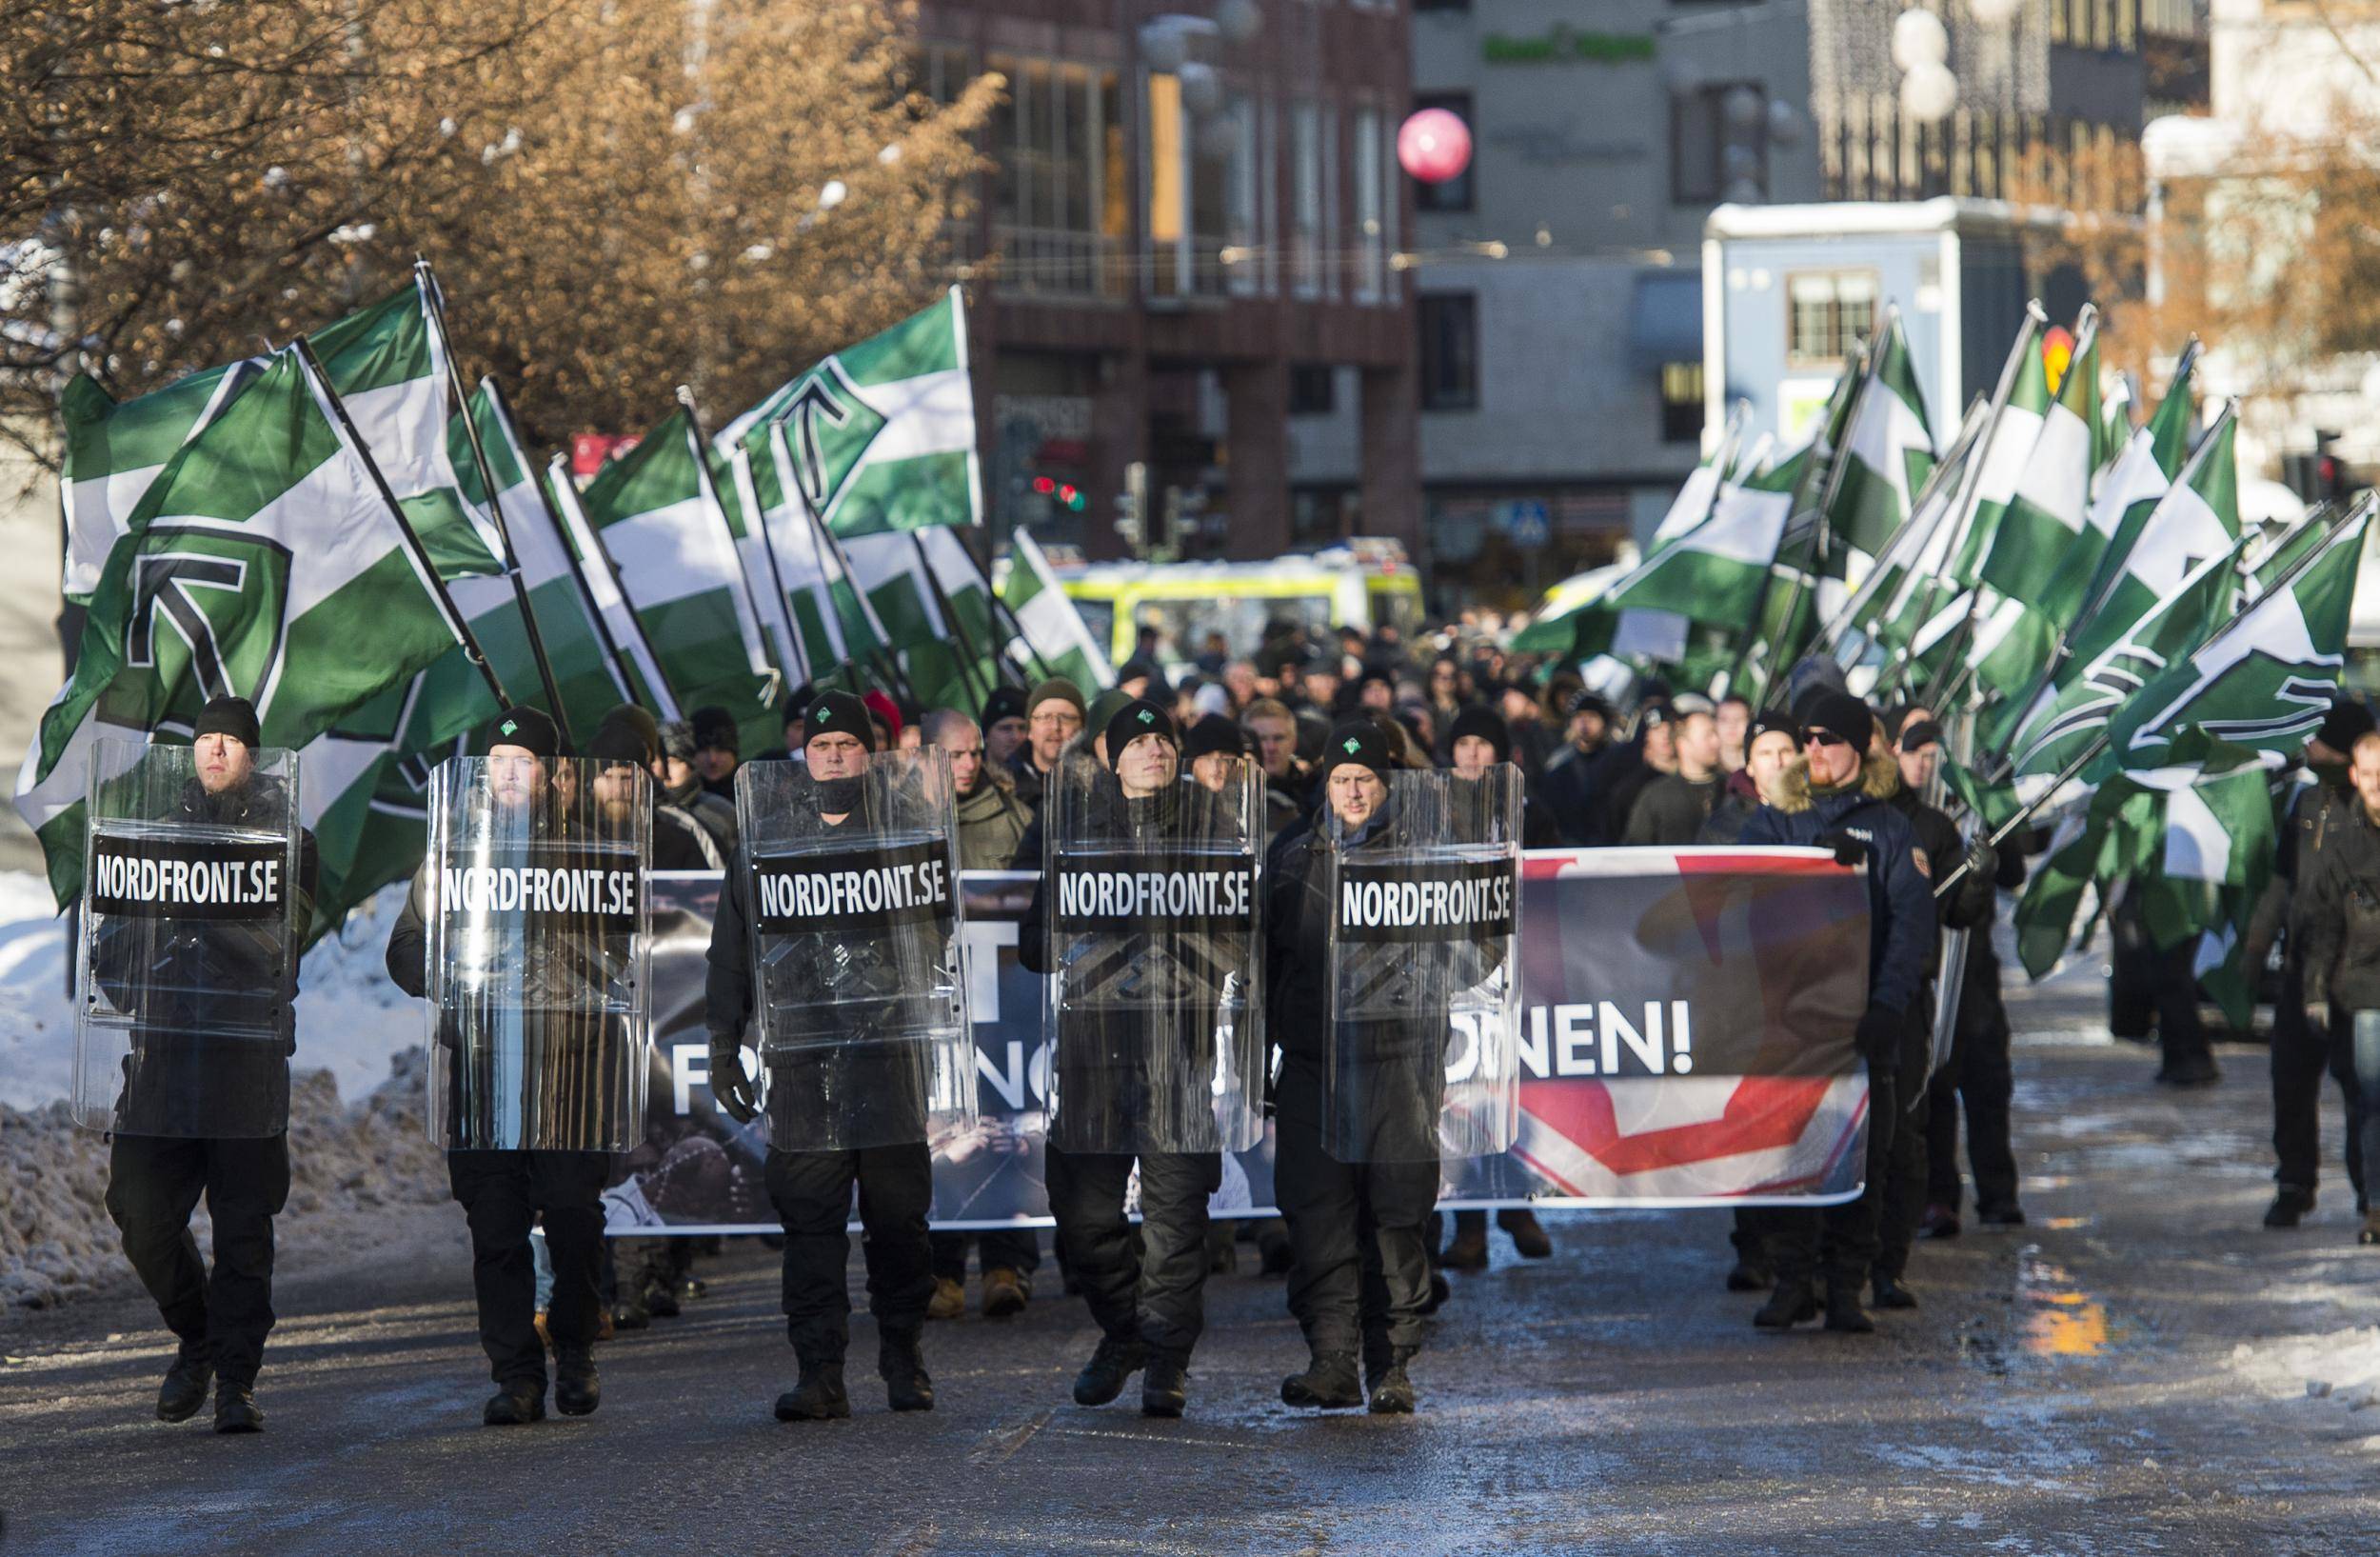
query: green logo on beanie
817 708 831 721
501 720 518 737
1342 737 1361 753
1138 709 1155 725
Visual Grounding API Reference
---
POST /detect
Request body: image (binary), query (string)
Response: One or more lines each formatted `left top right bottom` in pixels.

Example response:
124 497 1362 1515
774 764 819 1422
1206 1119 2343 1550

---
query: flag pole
545 452 686 718
1816 392 1988 659
909 532 1001 706
292 337 509 709
1737 339 1872 705
417 263 572 741
677 387 796 705
973 536 1057 685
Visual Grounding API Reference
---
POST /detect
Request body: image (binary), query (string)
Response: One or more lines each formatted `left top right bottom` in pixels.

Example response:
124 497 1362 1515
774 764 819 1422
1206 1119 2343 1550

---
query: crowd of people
87 606 2380 1436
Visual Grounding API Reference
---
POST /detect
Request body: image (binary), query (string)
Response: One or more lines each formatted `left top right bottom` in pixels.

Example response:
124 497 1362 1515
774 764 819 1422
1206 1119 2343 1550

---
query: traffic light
2287 430 2356 504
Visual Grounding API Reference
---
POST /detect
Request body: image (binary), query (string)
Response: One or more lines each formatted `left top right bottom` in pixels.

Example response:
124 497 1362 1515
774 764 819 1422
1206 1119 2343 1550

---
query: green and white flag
716 288 980 539
2103 508 2370 771
1978 317 2100 609
760 418 890 677
2061 406 2237 682
843 529 1007 710
14 348 471 905
58 359 266 599
719 440 816 685
1611 447 1807 627
546 456 682 721
2050 362 2208 642
1949 313 2050 588
578 408 777 740
1828 310 1936 561
1002 529 1117 690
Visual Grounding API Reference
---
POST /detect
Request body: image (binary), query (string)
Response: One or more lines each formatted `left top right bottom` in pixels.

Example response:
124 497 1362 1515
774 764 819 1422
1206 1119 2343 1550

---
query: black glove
708 1034 760 1124
1816 828 1868 868
1855 1004 1904 1062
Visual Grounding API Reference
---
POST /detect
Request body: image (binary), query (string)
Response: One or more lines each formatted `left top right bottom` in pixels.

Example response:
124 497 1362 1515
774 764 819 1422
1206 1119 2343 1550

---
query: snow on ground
0 873 446 1312
0 870 424 1111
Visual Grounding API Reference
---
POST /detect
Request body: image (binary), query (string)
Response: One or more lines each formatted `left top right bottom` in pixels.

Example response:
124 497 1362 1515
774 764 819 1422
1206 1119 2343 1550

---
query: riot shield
1042 749 1265 1156
1321 766 1521 1163
423 755 651 1151
735 749 975 1153
74 739 303 1138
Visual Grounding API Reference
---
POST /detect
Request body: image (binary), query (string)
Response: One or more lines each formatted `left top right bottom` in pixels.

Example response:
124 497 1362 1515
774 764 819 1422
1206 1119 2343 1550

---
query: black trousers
106 1132 291 1387
765 1143 935 1365
929 1228 1041 1281
447 1149 609 1387
1771 1055 1898 1289
1872 1018 1934 1283
2271 964 2366 1202
2110 933 2211 1066
1925 999 2020 1214
1043 1143 1220 1362
1275 1058 1438 1359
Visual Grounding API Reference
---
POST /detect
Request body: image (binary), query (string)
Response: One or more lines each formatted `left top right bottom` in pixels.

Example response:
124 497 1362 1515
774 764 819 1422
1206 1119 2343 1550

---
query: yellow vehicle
1052 539 1424 664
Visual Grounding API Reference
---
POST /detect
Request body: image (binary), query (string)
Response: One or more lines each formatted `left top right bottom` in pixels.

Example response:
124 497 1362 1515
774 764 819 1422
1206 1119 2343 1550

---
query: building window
1289 364 1337 414
1143 70 1231 299
1355 105 1385 302
1786 269 1878 366
1418 293 1479 410
1412 92 1474 212
988 57 1125 299
1225 92 1263 298
1660 362 1704 444
1320 104 1341 299
1671 82 1766 205
1293 100 1322 298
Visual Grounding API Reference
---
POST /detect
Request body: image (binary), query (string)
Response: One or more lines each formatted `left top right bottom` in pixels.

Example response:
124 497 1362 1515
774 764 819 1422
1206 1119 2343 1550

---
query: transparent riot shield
735 749 975 1153
74 739 303 1138
1042 749 1265 1155
423 755 651 1151
1321 766 1521 1163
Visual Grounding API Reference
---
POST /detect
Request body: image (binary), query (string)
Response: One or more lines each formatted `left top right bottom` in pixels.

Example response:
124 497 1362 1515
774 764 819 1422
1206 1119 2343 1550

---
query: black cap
2319 697 2375 753
1565 689 1613 720
1899 719 1947 752
1447 705 1512 764
782 684 816 725
1117 655 1171 698
1803 691 1874 752
486 705 561 762
594 706 658 765
1323 720 1393 783
657 720 698 762
1103 698 1179 763
191 694 260 749
1638 700 1676 729
690 705 739 754
1749 708 1800 748
805 690 878 752
1183 713 1245 764
982 686 1028 729
587 724 648 769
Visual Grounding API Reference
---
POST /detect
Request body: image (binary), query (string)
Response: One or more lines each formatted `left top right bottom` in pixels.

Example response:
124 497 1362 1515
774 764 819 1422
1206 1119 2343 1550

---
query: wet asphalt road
8 968 2380 1555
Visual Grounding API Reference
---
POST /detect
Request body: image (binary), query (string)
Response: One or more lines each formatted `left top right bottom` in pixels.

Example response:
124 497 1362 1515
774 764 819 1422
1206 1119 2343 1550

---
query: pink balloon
1398 107 1473 185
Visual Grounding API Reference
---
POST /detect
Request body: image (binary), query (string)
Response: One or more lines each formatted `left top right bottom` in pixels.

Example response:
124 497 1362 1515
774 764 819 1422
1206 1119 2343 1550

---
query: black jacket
1622 771 1723 847
2297 801 2380 1013
1537 739 1621 846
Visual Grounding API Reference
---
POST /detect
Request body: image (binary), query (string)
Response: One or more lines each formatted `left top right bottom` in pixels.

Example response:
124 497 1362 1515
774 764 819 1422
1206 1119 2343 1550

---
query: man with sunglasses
1735 692 1935 1334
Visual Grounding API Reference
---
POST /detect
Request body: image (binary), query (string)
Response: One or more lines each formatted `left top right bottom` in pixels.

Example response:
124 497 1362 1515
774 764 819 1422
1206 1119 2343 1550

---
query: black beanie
1183 713 1245 764
1899 719 1947 753
1447 704 1512 764
587 724 649 769
1323 720 1393 784
982 685 1028 729
1103 698 1179 763
657 720 698 762
690 705 740 753
486 705 561 762
191 694 261 749
595 706 658 765
804 690 878 752
2319 698 2375 754
1803 691 1874 753
1749 708 1800 749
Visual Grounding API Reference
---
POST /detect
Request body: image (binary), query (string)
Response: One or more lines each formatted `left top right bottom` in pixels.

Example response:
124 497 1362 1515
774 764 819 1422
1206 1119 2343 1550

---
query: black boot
1871 1271 1919 1310
1280 1351 1361 1409
1140 1353 1189 1418
554 1346 601 1417
1439 1215 1490 1270
1497 1208 1554 1259
774 1360 850 1422
1824 1278 1875 1334
1367 1347 1418 1415
879 1329 935 1413
1753 1277 1818 1329
2266 1186 2317 1228
157 1342 212 1424
482 1378 545 1427
1072 1336 1148 1407
1420 1270 1452 1314
212 1382 265 1434
641 1277 682 1320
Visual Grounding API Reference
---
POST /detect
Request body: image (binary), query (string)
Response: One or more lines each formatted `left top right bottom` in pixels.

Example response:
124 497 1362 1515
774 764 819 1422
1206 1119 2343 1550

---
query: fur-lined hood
1768 751 1902 815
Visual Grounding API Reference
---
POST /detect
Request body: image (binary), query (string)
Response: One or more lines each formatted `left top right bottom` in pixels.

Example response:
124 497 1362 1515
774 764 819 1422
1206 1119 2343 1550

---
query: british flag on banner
1446 848 1873 1208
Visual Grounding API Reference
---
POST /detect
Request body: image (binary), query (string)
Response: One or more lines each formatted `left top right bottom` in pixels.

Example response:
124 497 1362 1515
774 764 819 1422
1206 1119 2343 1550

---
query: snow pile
0 870 424 1111
2229 1327 2380 1414
0 1048 448 1312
